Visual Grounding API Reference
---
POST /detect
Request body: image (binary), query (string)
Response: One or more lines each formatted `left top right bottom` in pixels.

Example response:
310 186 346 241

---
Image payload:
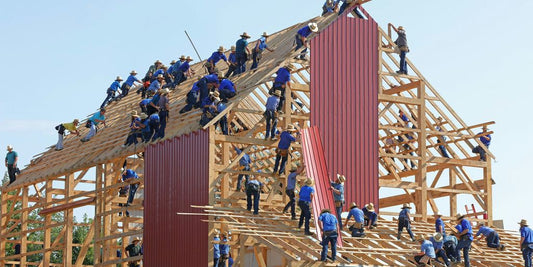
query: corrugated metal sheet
144 130 209 266
310 6 379 211
301 126 342 246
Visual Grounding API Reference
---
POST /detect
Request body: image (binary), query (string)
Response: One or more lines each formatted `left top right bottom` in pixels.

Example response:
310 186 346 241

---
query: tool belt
334 200 344 207
323 230 337 237
276 148 289 157
264 109 277 119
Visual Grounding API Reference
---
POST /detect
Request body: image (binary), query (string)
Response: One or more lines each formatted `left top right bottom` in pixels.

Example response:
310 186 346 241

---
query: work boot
397 232 401 240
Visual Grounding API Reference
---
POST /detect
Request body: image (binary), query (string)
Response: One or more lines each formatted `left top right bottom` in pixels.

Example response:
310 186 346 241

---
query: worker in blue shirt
81 108 106 142
175 56 194 86
218 233 230 267
431 233 450 267
235 32 251 74
199 92 220 127
147 89 161 115
196 72 221 108
472 125 491 161
435 117 450 158
246 176 262 215
271 65 294 112
233 145 251 191
147 75 164 98
294 22 318 60
283 164 304 220
519 219 533 267
330 174 346 229
148 113 160 141
414 235 436 265
215 100 228 135
455 213 473 267
122 114 143 147
140 113 151 142
225 46 238 78
207 46 229 73
475 223 505 250
151 66 166 82
139 98 151 114
397 203 415 241
143 59 162 82
322 0 340 15
272 124 299 175
100 76 123 109
179 79 202 114
167 60 176 78
213 234 220 267
251 32 274 70
318 209 338 262
5 145 18 184
122 169 140 217
171 55 185 77
435 212 446 236
218 78 236 102
121 70 141 98
264 90 281 140
345 202 364 237
362 203 378 229
298 178 315 235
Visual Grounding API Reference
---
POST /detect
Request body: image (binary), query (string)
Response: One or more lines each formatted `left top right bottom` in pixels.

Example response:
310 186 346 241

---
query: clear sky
1 0 530 230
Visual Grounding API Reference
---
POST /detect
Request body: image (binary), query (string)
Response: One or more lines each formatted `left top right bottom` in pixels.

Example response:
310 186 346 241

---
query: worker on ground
397 203 415 241
272 124 299 175
431 233 450 267
454 213 473 267
125 238 142 267
225 46 238 78
197 72 221 109
148 113 160 141
218 233 230 267
122 114 143 147
318 209 338 263
363 203 378 229
264 90 281 140
5 145 18 184
270 65 294 113
435 212 446 236
214 98 228 135
153 89 170 141
436 117 450 158
251 32 274 70
472 125 491 161
283 164 304 220
121 70 142 98
218 78 236 102
55 119 80 151
322 0 339 15
235 32 251 74
174 56 194 86
345 202 365 237
519 219 533 267
199 92 220 127
475 223 505 250
100 76 123 109
330 174 345 229
233 145 251 191
213 233 220 267
139 98 151 114
294 22 318 60
81 108 106 142
413 235 436 266
147 74 164 98
179 78 202 114
246 175 262 215
207 46 229 73
443 232 459 262
143 59 162 82
298 178 315 235
390 24 409 75
122 169 140 217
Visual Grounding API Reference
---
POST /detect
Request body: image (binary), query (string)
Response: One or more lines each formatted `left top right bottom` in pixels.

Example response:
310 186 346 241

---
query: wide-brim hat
156 74 164 80
130 110 138 116
519 219 528 226
116 76 123 81
308 22 318 32
130 70 137 75
402 203 411 209
365 203 375 212
217 46 225 52
139 113 148 119
321 209 331 214
154 60 162 64
398 26 404 31
73 119 80 124
161 65 168 69
456 213 466 220
433 232 443 242
186 56 193 61
416 234 425 242
435 212 442 217
336 174 346 183
240 32 251 38
7 145 13 151
273 90 282 97
179 55 186 60
350 202 358 209
262 32 269 37
170 60 176 65
305 178 314 186
131 238 141 243
287 124 297 132
161 89 170 95
210 91 220 98
230 45 236 52
290 166 298 172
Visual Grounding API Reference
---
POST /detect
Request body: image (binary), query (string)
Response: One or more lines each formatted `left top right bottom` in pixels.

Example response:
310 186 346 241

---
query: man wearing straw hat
363 203 378 229
435 212 446 236
121 70 142 98
235 32 252 74
100 76 123 109
413 234 436 266
391 24 409 75
294 22 318 60
345 202 364 237
81 108 106 142
171 55 186 77
283 164 304 220
207 46 229 73
55 119 80 151
153 88 170 140
318 209 338 262
5 145 18 184
330 174 345 229
174 56 195 86
246 175 263 215
143 59 162 82
270 64 295 113
298 178 315 236
147 74 165 98
472 125 491 162
264 90 281 140
225 46 238 78
273 124 299 175
519 219 533 267
430 233 450 267
125 238 142 267
251 32 274 70
454 213 473 267
397 203 416 241
475 223 505 250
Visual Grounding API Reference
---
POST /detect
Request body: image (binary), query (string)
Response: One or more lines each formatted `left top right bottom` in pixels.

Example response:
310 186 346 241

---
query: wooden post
42 179 53 266
64 174 75 266
0 186 8 266
484 159 493 225
20 187 28 266
94 164 103 265
449 168 457 218
416 82 428 221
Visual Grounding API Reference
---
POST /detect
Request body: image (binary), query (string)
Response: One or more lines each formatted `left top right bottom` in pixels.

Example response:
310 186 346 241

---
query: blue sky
1 1 530 229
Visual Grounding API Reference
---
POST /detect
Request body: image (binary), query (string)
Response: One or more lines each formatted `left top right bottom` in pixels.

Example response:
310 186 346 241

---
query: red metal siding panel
310 6 379 212
144 130 209 266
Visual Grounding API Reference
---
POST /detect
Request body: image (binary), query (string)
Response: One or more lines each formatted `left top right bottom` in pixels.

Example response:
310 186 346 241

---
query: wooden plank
39 197 95 216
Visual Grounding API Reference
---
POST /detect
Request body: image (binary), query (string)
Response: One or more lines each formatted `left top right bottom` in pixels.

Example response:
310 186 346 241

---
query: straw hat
130 70 137 75
305 178 314 186
365 203 375 212
240 32 251 38
308 22 318 32
210 91 220 98
416 234 425 242
154 60 162 64
321 209 331 214
131 238 141 243
170 60 176 65
230 46 236 52
290 166 298 172
402 203 411 209
519 219 528 226
161 88 170 95
262 32 269 37
116 76 123 81
139 113 148 120
186 56 193 61
73 119 80 124
273 90 282 97
350 202 358 209
287 124 297 132
456 213 466 220
156 74 164 80
217 46 224 52
161 65 168 69
434 212 442 217
179 55 186 60
7 145 13 151
433 232 443 242
482 125 489 130
398 26 404 31
285 64 295 71
130 110 138 116
336 174 346 183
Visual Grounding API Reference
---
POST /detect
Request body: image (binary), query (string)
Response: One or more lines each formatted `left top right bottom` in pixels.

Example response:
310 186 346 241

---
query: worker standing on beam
397 203 415 241
519 219 533 267
472 125 491 161
54 119 80 151
233 145 251 191
283 164 304 220
218 232 231 267
264 90 281 140
270 64 295 113
235 32 251 74
318 209 338 263
298 178 315 236
81 108 106 142
435 117 450 158
250 32 274 70
330 174 346 229
122 169 140 217
454 213 473 267
5 145 19 184
294 22 318 60
246 175 262 215
435 212 446 236
272 124 299 175
391 24 409 75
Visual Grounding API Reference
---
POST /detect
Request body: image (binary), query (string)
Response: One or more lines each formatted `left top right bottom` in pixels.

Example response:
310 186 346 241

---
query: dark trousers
435 249 450 266
142 132 152 143
397 217 414 240
523 244 533 267
444 242 458 262
180 91 199 113
486 231 501 248
236 165 250 191
219 89 236 102
7 164 16 184
277 87 286 112
121 84 131 97
246 188 260 214
235 53 247 74
283 189 296 217
273 153 288 175
196 79 209 107
472 145 488 161
320 231 338 261
125 183 139 217
402 144 415 168
365 212 378 226
225 64 237 78
146 105 158 116
101 89 116 109
294 34 307 59
338 2 348 14
399 50 408 74
139 104 147 114
216 115 228 135
456 238 472 267
298 201 311 233
148 120 160 141
251 50 262 70
438 139 450 158
414 255 432 265
335 203 343 229
124 132 140 146
264 110 278 138
174 72 187 86
213 258 219 267
154 110 168 140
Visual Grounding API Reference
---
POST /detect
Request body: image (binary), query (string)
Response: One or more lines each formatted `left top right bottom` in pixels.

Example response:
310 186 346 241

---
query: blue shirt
331 182 344 201
236 38 248 54
319 212 338 231
435 218 445 233
297 26 313 38
167 64 175 74
347 208 364 223
274 67 291 84
455 224 462 233
217 102 226 113
208 51 228 64
204 74 219 84
150 94 161 105
213 237 220 258
278 131 296 149
122 169 138 181
153 69 164 78
90 112 105 126
475 226 495 237
140 98 152 106
459 219 473 240
149 113 160 122
521 226 533 244
421 240 436 258
247 179 262 187
148 80 161 92
201 97 215 112
299 185 314 202
178 61 190 72
399 113 409 122
443 235 458 245
265 96 280 111
323 0 340 13
228 53 236 63
287 172 297 190
219 79 235 93
125 75 140 87
479 132 491 146
190 82 200 93
141 119 150 133
430 237 443 250
109 81 121 92
399 208 410 219
234 147 251 166
5 151 18 164
219 238 230 255
255 37 268 51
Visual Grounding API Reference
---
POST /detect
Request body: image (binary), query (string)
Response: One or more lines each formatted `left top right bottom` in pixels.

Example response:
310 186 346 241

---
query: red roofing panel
310 6 379 212
144 130 209 266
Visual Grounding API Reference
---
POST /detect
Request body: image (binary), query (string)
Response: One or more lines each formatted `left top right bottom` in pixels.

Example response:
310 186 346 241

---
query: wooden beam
382 81 421 95
38 197 96 216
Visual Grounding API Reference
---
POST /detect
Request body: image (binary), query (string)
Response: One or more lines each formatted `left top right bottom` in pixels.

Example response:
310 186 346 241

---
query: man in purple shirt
272 124 299 175
294 22 318 60
472 125 491 161
264 90 281 140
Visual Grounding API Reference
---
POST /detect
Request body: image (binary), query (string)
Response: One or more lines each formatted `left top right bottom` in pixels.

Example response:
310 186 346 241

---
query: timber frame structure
0 2 521 266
